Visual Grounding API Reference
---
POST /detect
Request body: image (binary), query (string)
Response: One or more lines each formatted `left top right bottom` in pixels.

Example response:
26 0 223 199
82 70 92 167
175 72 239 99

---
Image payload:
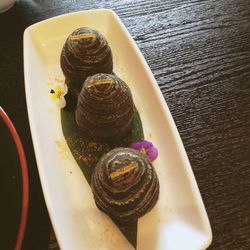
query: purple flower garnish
130 140 158 161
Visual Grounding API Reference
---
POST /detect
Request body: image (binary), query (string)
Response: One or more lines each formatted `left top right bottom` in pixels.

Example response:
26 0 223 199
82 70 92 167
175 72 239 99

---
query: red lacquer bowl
0 107 29 250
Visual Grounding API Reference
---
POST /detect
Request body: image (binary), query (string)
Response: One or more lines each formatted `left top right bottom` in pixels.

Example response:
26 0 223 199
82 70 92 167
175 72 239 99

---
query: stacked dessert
60 27 159 223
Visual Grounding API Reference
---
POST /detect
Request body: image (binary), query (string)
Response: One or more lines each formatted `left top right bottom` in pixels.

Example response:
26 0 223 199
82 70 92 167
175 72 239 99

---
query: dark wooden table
0 0 249 249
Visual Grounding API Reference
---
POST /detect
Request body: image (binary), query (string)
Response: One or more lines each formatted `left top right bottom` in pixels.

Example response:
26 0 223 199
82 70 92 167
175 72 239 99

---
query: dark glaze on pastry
91 148 159 223
60 27 113 96
75 73 134 141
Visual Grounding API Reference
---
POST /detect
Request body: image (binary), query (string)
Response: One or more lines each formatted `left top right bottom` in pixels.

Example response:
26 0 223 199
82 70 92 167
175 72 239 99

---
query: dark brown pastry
75 73 134 141
60 27 113 96
91 147 159 223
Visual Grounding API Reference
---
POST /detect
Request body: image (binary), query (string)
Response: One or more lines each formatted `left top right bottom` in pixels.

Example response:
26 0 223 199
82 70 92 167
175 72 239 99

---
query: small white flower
49 84 68 108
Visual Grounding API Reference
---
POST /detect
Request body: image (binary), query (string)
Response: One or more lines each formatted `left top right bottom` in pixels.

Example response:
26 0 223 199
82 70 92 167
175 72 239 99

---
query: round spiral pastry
75 73 134 141
91 148 160 223
60 27 113 96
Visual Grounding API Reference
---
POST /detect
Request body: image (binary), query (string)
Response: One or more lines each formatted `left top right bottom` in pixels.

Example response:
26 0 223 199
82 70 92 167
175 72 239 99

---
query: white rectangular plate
24 9 212 250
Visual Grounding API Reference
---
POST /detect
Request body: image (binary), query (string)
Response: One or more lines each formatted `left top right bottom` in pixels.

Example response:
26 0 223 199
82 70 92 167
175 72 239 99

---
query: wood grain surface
0 0 249 249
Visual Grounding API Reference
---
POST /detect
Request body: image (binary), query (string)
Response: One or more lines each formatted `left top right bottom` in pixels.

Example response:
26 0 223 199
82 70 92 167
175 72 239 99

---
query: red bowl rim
0 107 29 250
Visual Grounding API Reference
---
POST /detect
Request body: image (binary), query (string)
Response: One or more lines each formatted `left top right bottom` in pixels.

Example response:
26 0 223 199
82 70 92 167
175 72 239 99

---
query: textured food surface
60 27 113 96
75 73 134 141
91 147 159 223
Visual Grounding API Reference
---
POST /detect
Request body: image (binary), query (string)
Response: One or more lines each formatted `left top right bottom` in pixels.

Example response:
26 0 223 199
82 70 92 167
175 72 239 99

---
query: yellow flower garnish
50 86 63 100
49 84 68 109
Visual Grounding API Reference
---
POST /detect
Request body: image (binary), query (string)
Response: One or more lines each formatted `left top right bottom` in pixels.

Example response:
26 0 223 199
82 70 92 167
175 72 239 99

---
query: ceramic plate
23 9 212 250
